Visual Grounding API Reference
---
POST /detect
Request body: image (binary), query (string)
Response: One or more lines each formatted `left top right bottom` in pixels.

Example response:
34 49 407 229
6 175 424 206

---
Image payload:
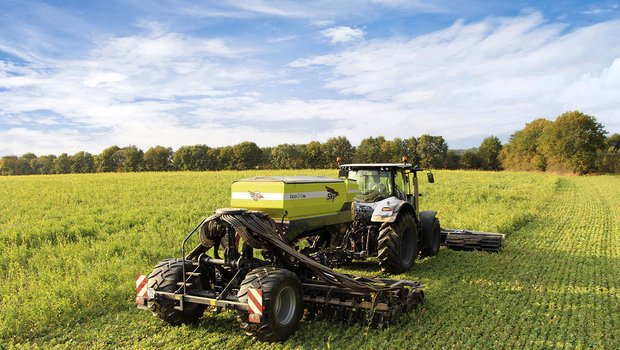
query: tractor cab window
348 169 392 201
394 171 407 200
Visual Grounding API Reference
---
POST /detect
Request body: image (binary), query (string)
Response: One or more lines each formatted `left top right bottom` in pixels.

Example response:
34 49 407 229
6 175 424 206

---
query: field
1 170 619 349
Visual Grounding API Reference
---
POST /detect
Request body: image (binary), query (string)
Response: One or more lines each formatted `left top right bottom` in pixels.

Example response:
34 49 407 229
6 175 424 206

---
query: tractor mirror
427 172 435 183
338 169 348 178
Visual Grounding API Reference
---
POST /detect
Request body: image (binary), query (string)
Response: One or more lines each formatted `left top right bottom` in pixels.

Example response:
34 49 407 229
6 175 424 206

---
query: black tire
420 211 441 257
237 267 303 342
377 213 418 274
147 258 206 325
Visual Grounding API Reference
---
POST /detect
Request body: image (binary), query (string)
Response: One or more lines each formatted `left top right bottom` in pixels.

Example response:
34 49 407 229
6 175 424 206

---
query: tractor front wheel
420 211 441 257
237 267 303 342
377 213 418 274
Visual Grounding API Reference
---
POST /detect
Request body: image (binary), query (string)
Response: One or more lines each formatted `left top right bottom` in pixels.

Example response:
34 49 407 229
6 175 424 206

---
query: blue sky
1 0 619 155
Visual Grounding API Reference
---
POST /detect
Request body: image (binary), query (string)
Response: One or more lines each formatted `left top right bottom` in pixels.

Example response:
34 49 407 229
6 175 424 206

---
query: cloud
2 12 620 156
321 26 365 44
175 1 445 20
311 20 335 27
583 3 619 15
0 25 270 155
292 13 620 145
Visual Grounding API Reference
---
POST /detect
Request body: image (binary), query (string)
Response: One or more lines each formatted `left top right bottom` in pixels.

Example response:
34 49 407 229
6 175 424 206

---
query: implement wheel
420 211 441 257
147 259 206 325
237 267 303 342
377 213 418 274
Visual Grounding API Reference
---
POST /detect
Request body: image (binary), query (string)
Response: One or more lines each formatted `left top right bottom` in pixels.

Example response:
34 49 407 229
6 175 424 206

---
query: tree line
1 110 618 176
500 111 619 174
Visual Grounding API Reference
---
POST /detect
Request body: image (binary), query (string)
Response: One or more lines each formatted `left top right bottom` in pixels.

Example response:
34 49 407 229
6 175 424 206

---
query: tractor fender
370 197 414 223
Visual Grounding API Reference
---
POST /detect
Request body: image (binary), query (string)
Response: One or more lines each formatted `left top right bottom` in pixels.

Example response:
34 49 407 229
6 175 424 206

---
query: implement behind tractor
135 163 504 341
137 209 424 341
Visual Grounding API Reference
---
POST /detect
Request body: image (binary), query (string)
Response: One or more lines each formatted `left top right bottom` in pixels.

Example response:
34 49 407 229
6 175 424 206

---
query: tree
96 146 121 172
444 150 461 170
322 136 355 165
0 156 18 175
539 111 606 174
304 141 327 169
207 147 222 170
17 153 37 175
355 136 388 163
271 144 307 169
54 153 73 174
380 139 402 163
478 136 503 170
216 146 234 170
72 151 95 173
144 146 173 171
460 150 483 169
173 145 214 171
35 155 57 174
112 146 144 172
417 135 448 168
231 142 262 170
607 133 620 153
500 118 552 171
259 147 273 169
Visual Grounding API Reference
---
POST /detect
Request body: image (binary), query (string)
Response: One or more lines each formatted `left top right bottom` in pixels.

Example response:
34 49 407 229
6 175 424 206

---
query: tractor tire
147 258 206 325
377 213 418 274
420 211 441 257
237 267 303 342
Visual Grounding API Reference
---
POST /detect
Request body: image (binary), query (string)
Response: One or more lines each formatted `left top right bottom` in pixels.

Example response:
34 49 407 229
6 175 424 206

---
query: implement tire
420 211 441 257
147 259 206 325
237 267 303 342
377 213 418 274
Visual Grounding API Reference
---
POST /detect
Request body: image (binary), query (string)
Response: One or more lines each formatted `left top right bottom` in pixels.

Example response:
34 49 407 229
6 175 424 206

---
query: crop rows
0 171 618 349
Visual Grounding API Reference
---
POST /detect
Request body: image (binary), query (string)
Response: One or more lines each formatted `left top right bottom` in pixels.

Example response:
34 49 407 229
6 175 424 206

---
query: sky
1 0 619 156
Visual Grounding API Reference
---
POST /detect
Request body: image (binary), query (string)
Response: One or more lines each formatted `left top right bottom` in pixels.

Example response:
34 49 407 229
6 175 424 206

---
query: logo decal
325 186 340 202
249 190 264 201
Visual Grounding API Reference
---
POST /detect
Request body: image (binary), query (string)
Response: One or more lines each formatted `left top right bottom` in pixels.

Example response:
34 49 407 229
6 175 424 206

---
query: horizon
1 1 620 156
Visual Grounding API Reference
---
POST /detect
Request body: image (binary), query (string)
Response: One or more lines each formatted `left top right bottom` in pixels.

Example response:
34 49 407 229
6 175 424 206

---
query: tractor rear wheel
420 211 441 257
237 267 303 342
147 259 206 325
377 213 418 274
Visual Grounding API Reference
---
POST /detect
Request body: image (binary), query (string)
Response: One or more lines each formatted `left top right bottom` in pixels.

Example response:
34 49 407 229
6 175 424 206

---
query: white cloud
321 26 365 44
0 26 270 155
292 13 620 145
2 12 620 156
311 20 335 27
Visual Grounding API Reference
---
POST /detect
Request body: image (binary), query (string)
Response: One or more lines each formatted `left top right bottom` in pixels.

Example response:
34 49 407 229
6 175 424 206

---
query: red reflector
381 207 392 212
248 313 261 324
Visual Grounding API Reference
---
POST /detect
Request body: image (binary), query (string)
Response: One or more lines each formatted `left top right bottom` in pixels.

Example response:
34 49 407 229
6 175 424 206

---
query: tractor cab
347 167 406 202
339 163 421 204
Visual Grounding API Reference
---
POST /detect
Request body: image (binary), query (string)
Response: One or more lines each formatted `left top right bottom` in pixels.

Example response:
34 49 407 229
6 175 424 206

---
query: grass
0 170 618 349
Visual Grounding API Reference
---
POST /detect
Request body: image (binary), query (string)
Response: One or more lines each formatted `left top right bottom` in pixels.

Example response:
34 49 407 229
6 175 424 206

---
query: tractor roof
339 163 415 170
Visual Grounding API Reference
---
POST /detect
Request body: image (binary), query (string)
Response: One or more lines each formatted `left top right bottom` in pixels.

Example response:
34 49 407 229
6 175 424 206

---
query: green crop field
1 170 618 349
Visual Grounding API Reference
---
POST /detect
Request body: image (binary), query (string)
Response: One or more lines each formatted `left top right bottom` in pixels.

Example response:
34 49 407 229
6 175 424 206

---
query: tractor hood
354 196 403 223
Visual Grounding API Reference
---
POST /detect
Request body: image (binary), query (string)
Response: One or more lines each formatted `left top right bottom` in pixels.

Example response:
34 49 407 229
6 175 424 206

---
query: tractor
135 162 504 341
293 161 504 274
